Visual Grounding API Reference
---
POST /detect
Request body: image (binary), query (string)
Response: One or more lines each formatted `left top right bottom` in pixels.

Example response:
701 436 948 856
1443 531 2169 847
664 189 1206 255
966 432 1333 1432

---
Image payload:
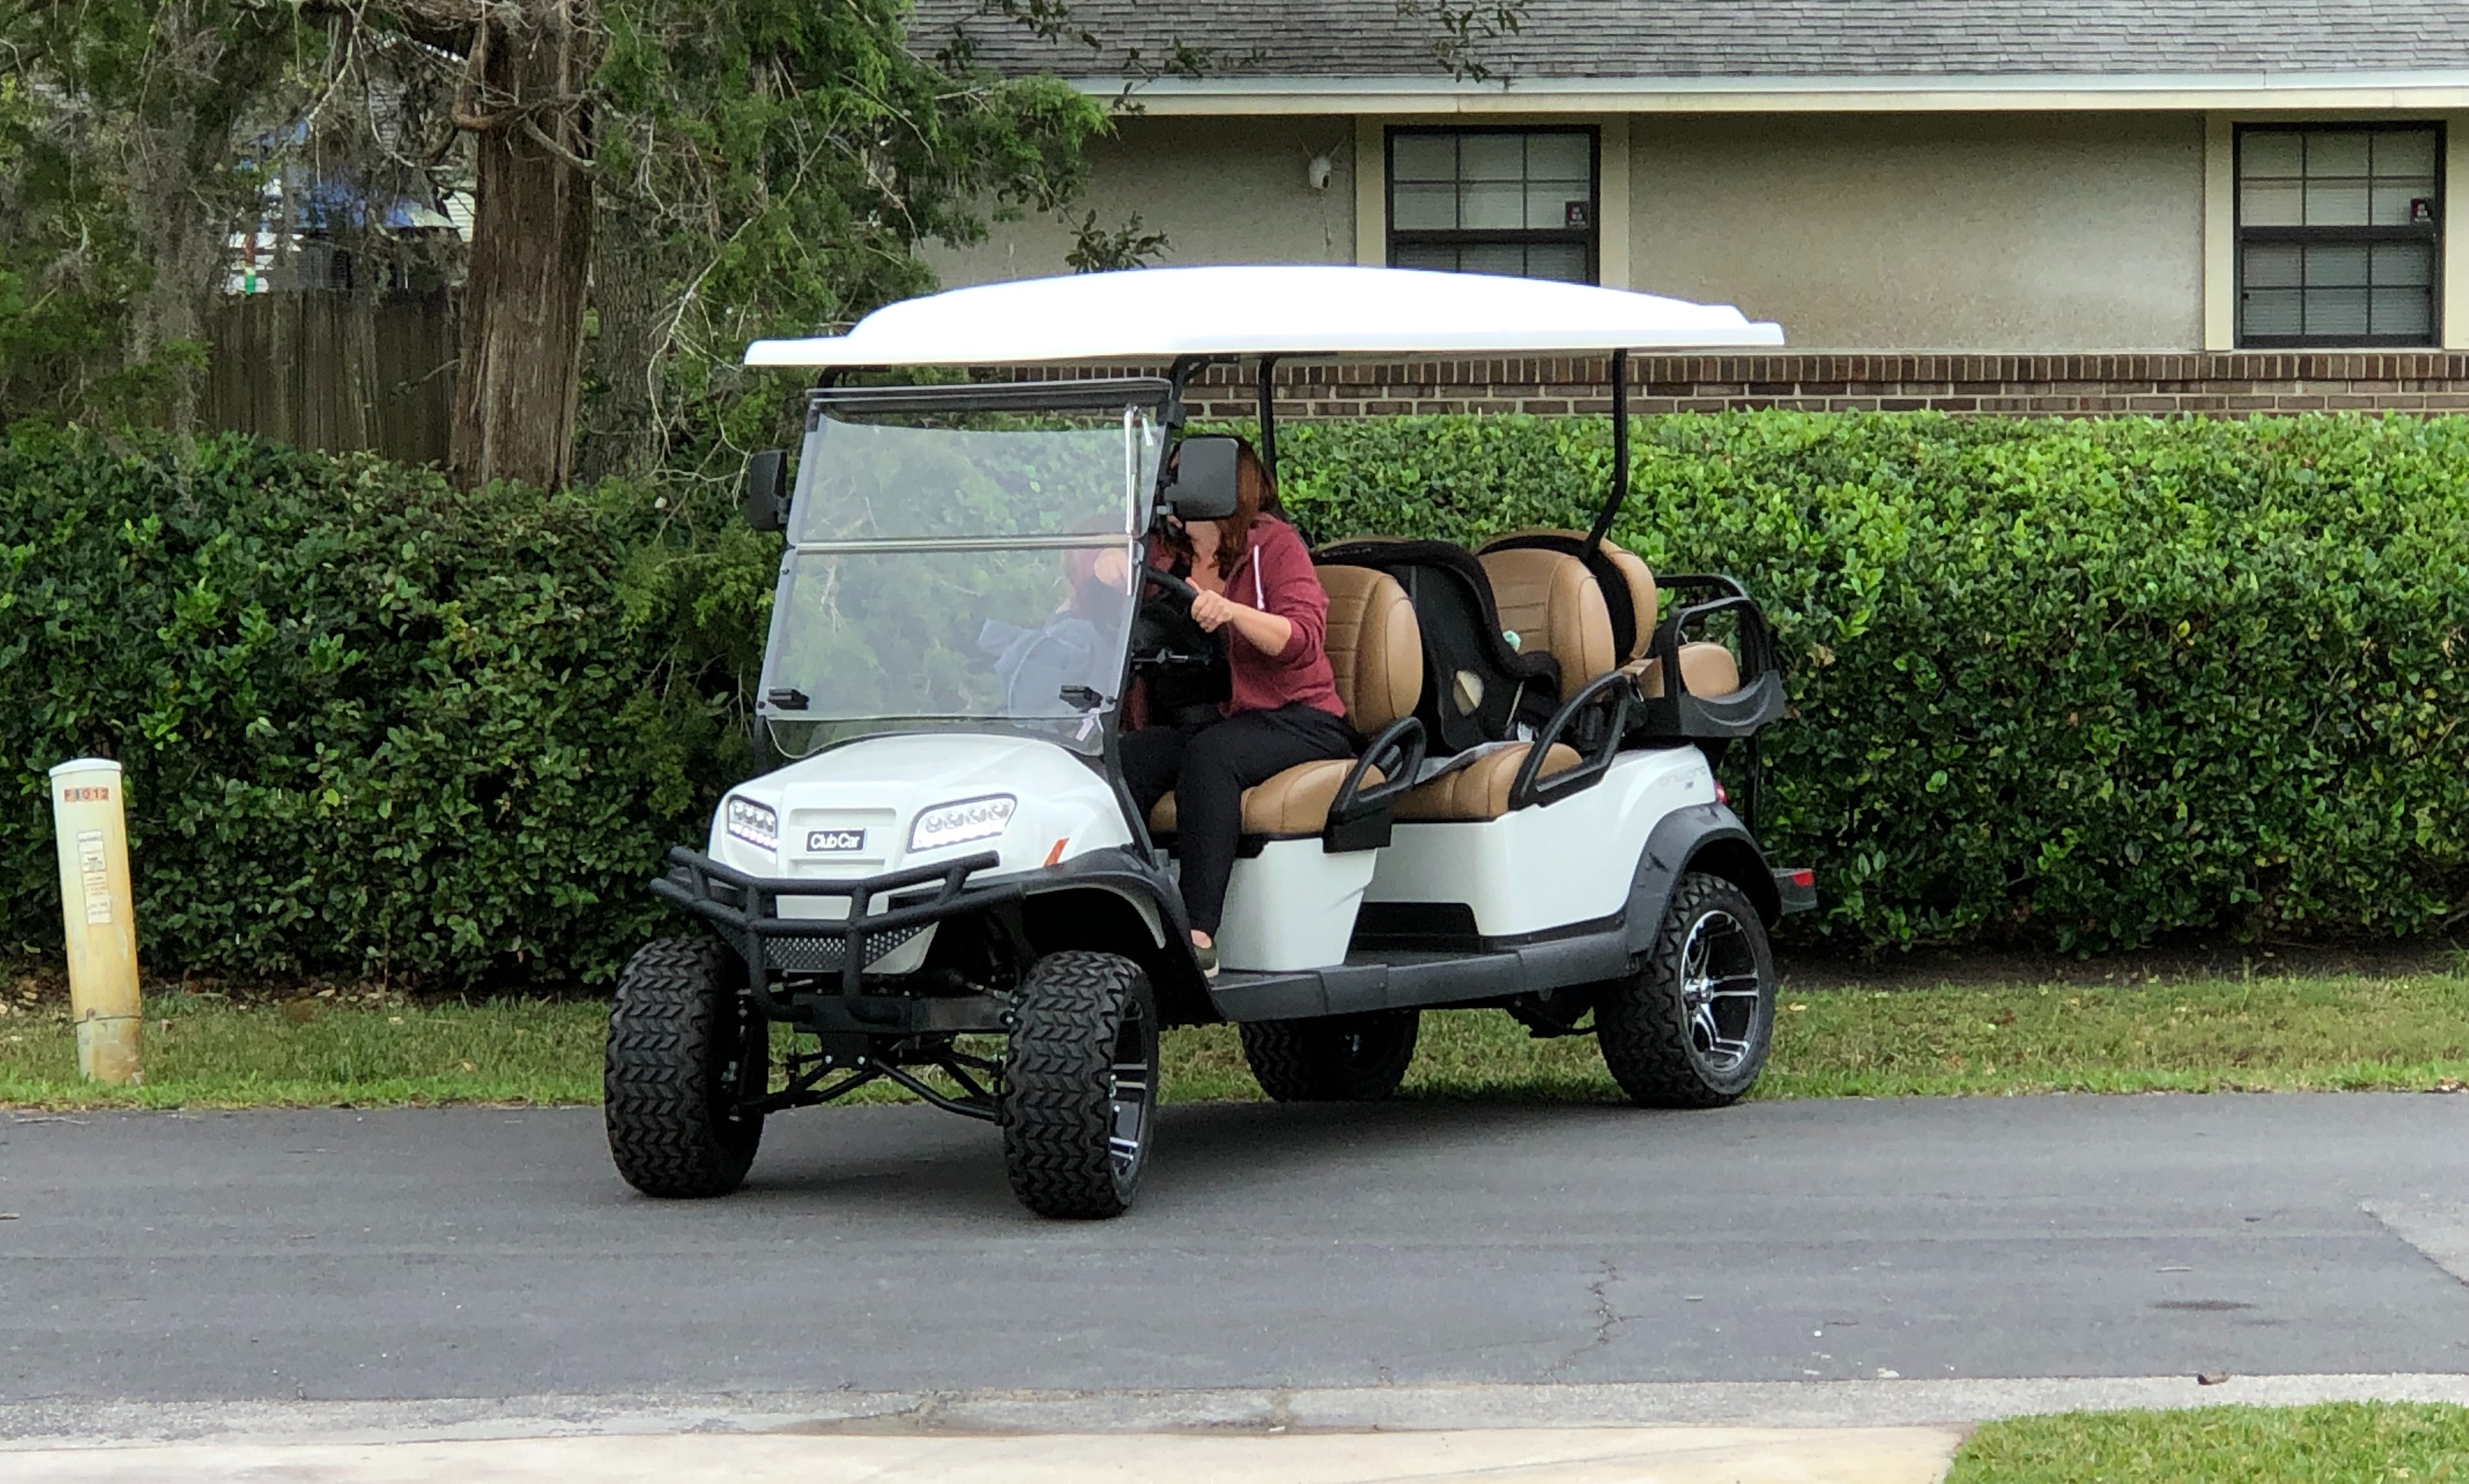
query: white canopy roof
743 265 1783 368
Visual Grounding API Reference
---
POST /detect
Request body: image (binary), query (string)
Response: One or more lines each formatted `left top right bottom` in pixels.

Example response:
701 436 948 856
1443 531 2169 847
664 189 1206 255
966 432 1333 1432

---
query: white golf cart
606 266 1817 1218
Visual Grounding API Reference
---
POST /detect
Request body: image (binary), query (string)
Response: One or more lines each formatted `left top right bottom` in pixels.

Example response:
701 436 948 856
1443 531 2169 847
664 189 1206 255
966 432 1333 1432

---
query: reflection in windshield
757 410 1159 749
791 415 1146 542
764 547 1137 722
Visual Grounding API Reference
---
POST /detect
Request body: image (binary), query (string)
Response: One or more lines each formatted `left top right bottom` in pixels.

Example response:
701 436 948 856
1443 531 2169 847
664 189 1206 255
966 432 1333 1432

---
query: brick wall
1009 353 2469 418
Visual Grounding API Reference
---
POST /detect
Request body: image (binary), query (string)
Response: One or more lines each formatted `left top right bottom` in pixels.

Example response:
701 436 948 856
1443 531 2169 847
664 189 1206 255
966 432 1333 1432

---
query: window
1387 127 1598 283
2236 124 2442 347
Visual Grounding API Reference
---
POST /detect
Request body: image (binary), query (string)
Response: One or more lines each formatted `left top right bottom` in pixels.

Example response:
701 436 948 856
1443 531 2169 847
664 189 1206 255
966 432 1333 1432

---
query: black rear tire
1596 872 1776 1108
1001 951 1158 1220
1239 1009 1421 1101
604 937 767 1197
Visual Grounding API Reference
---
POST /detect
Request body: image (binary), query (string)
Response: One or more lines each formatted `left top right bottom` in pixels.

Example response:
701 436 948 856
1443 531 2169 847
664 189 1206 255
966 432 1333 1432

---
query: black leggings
1121 704 1357 936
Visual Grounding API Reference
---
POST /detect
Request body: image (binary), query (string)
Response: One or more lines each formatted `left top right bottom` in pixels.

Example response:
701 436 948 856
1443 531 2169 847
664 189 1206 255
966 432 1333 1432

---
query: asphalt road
2 1093 2465 1406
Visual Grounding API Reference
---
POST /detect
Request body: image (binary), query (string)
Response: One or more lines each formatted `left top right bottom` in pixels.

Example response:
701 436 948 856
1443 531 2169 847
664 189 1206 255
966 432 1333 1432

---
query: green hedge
1276 413 2469 950
0 429 767 984
6 413 2467 982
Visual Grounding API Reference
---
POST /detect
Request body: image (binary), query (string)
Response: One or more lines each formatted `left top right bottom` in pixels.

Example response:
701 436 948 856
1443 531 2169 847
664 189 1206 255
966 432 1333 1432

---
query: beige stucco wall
933 110 2208 351
927 115 1359 286
1630 112 2206 351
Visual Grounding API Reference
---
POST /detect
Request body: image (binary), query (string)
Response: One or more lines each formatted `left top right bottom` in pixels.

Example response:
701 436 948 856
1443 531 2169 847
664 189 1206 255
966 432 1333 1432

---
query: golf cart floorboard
1209 931 1632 1022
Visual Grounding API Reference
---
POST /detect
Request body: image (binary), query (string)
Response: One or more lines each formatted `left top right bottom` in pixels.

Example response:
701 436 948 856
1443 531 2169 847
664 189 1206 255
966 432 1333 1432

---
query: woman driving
1110 438 1354 978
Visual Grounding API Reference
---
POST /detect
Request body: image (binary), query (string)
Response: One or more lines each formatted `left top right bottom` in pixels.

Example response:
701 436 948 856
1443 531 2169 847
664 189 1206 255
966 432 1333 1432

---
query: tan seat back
1318 564 1422 732
1483 528 1659 664
1595 538 1659 663
1147 566 1416 842
1476 547 1615 700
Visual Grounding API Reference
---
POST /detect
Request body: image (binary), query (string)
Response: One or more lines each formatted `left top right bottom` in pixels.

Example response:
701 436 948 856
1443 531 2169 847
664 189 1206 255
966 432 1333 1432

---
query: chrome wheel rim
1679 909 1764 1075
1106 1003 1154 1183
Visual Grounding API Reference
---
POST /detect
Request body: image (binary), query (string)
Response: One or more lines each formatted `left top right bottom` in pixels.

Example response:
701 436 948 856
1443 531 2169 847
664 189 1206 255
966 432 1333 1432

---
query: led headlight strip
910 794 1016 852
724 795 779 852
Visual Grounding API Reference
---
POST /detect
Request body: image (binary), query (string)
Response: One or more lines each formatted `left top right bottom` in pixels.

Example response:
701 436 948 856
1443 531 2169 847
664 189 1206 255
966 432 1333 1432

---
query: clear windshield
759 407 1162 755
788 415 1149 543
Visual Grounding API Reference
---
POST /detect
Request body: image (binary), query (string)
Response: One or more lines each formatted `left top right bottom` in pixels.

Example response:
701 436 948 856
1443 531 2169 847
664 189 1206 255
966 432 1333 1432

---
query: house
919 1 2469 415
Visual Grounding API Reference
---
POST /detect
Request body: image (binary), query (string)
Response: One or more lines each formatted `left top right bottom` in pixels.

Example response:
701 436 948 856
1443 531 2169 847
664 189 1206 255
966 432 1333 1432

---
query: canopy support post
1165 355 1215 433
1584 349 1629 554
1257 355 1282 487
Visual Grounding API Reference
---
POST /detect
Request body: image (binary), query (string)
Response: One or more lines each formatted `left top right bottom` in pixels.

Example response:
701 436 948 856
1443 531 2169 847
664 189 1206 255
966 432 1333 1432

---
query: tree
1 0 1102 488
576 0 1102 481
424 0 600 491
0 69 148 421
0 0 318 431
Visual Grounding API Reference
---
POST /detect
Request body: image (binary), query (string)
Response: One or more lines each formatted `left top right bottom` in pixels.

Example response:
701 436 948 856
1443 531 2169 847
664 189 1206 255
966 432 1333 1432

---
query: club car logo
805 828 866 853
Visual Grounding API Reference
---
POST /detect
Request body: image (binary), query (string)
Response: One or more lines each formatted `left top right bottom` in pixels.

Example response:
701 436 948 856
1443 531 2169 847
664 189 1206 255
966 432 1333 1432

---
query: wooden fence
206 291 457 466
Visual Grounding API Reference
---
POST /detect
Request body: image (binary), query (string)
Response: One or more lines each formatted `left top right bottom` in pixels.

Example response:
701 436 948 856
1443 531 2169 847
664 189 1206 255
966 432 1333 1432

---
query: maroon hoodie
1143 517 1343 722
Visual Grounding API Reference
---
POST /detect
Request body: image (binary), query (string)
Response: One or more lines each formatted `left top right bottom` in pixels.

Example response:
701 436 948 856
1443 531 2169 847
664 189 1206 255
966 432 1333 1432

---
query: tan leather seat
1588 535 1746 702
1481 526 1738 701
1150 757 1369 836
1476 547 1616 700
1636 642 1741 700
1147 564 1422 841
1392 743 1581 823
1484 528 1744 702
1364 542 1611 825
1484 528 1655 667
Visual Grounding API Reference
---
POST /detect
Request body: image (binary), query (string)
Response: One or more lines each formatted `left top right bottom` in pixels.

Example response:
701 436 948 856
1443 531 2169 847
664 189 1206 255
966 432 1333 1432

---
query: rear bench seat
1148 564 1422 844
1479 530 1743 700
1383 540 1610 823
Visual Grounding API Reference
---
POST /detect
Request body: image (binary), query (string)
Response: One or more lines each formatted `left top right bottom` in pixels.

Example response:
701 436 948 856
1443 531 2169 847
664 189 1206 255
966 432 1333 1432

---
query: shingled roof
921 1 2469 80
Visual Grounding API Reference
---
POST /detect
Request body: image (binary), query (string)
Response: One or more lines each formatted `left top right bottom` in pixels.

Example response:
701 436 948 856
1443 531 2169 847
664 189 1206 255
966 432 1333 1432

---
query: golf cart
606 265 1817 1218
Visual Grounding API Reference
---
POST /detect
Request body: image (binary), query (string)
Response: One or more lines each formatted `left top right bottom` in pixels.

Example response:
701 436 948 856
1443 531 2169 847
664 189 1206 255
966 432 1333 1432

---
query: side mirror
744 449 788 533
1165 435 1240 521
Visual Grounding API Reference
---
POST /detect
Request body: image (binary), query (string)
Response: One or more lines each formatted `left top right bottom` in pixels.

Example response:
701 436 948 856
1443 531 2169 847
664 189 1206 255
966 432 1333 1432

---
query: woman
1116 439 1354 977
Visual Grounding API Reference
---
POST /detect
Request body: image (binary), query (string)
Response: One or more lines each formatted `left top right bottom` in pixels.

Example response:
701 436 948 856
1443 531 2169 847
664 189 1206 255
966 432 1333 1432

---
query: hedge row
6 413 2467 983
0 429 768 984
1277 413 2469 950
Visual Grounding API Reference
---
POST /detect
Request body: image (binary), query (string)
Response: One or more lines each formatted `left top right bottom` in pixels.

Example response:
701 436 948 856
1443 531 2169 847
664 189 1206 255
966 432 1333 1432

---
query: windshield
759 405 1163 756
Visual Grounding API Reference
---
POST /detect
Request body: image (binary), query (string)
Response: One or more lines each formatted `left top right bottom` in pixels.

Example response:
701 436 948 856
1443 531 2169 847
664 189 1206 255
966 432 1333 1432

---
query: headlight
909 794 1016 852
724 795 778 853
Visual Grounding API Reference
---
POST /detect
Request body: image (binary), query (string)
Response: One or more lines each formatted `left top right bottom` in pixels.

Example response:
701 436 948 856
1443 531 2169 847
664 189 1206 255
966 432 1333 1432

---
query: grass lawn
3 970 2465 1111
1949 1403 2469 1483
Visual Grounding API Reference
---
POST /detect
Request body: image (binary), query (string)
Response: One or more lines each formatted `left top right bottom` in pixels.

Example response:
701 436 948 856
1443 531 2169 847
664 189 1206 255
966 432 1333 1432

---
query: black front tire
1001 951 1159 1220
1596 872 1776 1108
604 937 767 1197
1239 1010 1422 1101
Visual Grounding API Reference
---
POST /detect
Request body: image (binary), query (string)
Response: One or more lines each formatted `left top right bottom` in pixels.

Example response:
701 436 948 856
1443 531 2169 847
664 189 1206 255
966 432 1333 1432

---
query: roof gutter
1068 69 2469 114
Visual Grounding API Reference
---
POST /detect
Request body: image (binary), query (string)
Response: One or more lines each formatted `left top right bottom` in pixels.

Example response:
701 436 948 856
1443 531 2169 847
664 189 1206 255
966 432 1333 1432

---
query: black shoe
1193 939 1219 979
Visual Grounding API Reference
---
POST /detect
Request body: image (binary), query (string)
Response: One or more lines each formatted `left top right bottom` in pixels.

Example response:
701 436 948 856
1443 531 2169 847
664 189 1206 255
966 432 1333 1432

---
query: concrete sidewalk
0 1427 1966 1484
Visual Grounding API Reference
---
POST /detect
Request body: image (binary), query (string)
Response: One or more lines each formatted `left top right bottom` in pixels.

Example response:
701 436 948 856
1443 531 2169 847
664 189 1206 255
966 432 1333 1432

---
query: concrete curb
0 1428 1970 1484
6 1373 2468 1450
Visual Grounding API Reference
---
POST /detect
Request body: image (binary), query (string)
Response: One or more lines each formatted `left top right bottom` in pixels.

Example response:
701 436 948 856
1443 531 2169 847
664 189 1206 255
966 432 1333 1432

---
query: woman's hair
1163 435 1279 580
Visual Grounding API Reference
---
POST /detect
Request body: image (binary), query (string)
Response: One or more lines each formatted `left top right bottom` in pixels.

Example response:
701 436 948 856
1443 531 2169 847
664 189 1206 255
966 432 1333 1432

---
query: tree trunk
576 212 666 484
448 2 595 491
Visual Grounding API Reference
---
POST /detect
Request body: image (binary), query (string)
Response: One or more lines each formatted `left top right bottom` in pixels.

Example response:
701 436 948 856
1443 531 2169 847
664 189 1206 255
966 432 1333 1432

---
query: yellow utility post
49 758 142 1084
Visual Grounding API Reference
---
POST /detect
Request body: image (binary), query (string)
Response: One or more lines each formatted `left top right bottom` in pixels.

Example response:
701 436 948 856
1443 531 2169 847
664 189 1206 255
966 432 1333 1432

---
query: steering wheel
1141 566 1201 609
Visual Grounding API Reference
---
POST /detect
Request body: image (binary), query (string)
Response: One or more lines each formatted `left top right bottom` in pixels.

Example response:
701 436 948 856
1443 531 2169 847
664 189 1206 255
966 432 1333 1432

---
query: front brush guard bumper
649 845 1024 1021
649 847 1037 1122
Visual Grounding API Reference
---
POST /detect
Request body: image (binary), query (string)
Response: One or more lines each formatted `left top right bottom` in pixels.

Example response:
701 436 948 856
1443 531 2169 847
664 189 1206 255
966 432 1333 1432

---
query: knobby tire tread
1002 950 1153 1220
1239 1010 1421 1101
604 936 764 1197
1596 871 1773 1109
